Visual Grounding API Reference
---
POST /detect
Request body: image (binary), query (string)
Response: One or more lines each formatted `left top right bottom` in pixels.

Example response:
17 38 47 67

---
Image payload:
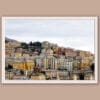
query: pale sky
4 18 95 53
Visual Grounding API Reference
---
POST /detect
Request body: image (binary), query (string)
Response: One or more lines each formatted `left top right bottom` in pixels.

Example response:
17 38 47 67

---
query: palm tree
90 63 94 73
7 64 13 79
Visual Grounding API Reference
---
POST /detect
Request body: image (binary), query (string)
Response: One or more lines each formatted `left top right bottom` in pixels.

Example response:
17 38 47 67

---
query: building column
50 58 52 69
53 58 55 69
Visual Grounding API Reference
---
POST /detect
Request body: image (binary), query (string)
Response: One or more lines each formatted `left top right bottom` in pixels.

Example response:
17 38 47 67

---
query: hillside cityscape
5 37 95 80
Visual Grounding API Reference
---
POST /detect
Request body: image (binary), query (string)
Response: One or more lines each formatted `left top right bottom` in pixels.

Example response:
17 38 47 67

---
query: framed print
2 17 98 84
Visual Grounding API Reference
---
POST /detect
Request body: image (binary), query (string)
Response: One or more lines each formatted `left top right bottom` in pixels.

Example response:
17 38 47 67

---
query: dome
42 41 50 48
46 48 53 55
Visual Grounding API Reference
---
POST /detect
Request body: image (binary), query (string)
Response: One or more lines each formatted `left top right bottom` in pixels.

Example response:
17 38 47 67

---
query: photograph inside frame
2 17 98 84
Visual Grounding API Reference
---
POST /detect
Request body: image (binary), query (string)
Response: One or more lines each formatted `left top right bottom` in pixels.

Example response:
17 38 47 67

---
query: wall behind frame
0 0 99 100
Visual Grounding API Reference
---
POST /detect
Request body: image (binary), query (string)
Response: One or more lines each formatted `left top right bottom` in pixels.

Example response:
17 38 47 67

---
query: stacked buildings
5 38 94 80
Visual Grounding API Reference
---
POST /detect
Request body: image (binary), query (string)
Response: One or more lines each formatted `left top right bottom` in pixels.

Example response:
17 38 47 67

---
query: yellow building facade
13 61 34 71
